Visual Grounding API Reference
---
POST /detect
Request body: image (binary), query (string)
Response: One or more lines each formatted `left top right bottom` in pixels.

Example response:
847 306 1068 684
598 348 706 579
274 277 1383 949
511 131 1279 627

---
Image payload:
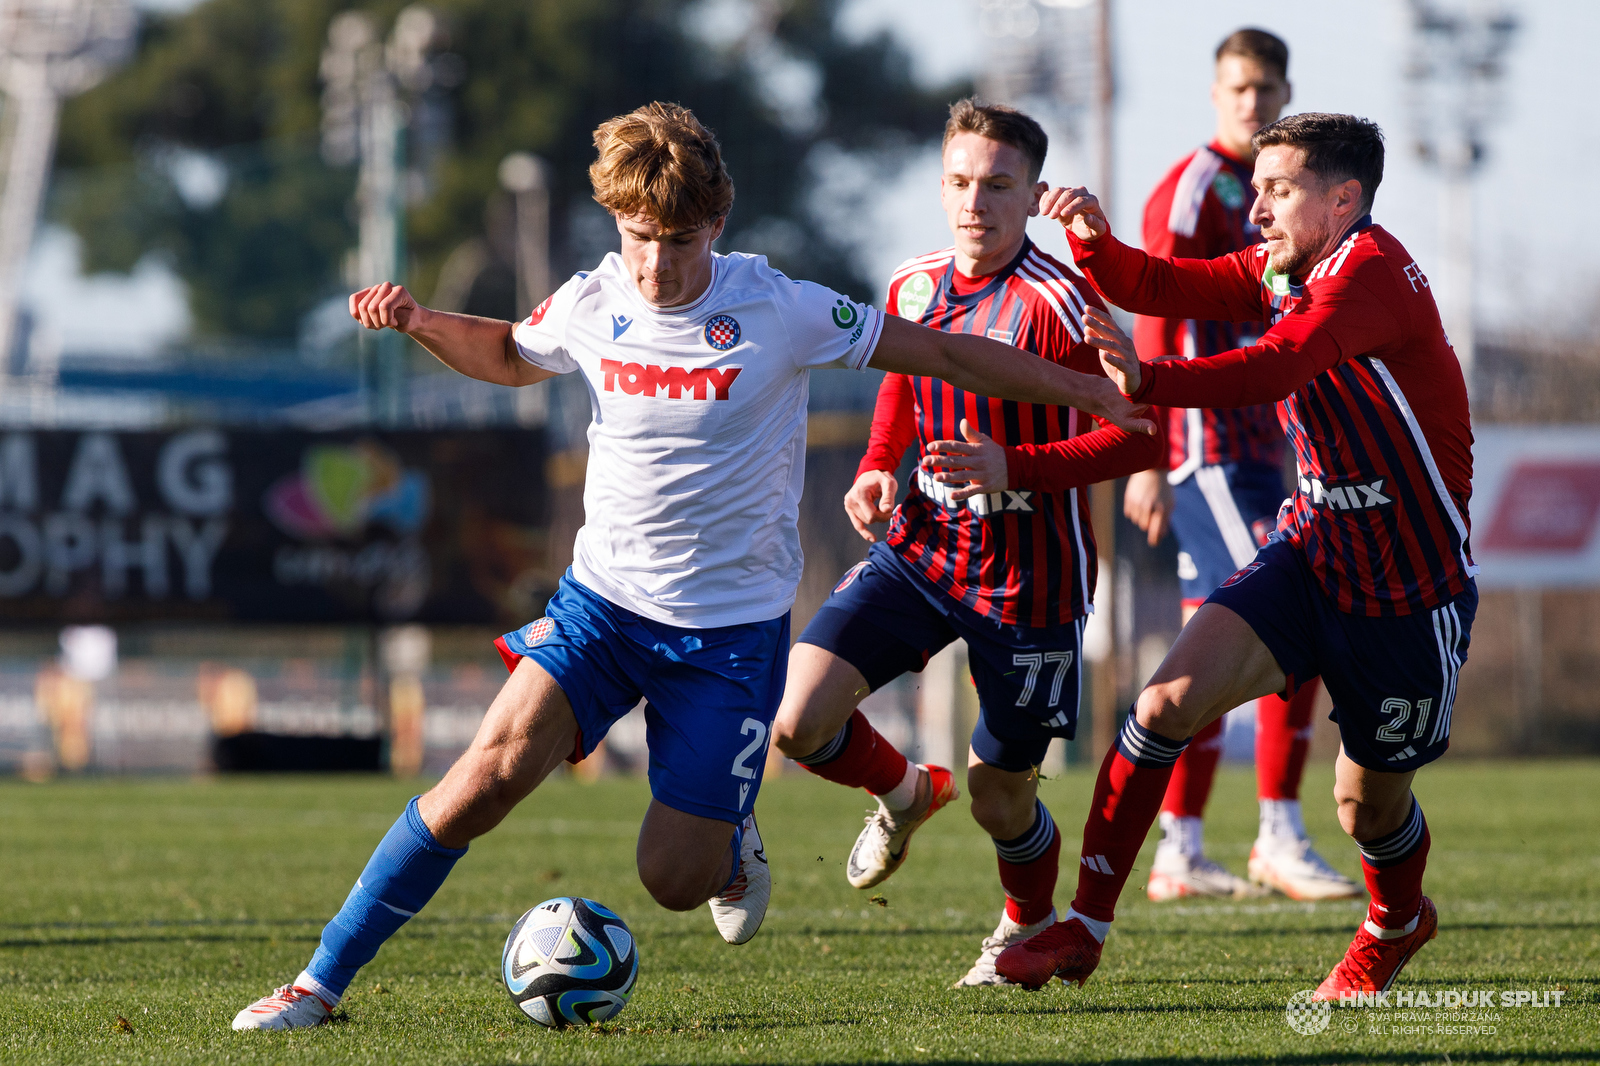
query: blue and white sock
299 796 467 1005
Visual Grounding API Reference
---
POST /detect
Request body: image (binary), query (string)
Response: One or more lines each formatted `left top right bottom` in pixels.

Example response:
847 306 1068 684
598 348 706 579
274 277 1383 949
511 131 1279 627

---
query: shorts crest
523 618 557 645
1219 561 1266 588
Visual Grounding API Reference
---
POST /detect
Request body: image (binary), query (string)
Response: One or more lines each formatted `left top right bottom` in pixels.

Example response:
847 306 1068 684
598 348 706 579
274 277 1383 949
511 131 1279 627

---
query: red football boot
1313 896 1438 1001
993 916 1103 991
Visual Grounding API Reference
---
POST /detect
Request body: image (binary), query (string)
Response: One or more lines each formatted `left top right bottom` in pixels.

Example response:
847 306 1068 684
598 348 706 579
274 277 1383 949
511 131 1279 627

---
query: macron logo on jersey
1300 475 1393 510
600 358 743 400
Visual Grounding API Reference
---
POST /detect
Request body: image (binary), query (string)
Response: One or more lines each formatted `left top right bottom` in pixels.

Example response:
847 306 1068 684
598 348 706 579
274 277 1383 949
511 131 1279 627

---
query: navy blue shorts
797 542 1084 773
1205 536 1477 773
496 572 789 824
1170 461 1290 604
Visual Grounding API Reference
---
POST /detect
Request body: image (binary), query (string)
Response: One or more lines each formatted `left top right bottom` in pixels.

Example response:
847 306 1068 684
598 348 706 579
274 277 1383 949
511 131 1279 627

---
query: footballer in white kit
232 102 1151 1032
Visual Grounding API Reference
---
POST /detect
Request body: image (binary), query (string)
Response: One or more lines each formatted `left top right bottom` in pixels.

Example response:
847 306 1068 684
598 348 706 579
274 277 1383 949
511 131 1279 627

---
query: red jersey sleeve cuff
1129 361 1160 404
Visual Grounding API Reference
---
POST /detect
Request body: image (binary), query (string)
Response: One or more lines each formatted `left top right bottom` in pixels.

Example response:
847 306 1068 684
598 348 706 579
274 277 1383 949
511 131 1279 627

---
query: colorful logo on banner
264 441 430 540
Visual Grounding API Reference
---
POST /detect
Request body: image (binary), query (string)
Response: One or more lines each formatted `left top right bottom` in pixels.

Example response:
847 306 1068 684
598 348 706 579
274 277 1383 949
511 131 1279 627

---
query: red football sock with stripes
1256 679 1319 800
995 800 1061 926
1357 799 1430 932
1159 717 1223 817
1071 714 1190 923
792 709 909 797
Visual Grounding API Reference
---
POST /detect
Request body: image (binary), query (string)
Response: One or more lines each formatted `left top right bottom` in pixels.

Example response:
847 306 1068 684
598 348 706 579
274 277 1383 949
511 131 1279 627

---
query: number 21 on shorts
730 718 767 810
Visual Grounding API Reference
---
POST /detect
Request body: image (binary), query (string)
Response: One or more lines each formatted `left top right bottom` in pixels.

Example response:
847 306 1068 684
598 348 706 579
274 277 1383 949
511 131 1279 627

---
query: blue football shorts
1205 535 1477 773
1169 461 1290 604
797 541 1084 774
496 571 789 824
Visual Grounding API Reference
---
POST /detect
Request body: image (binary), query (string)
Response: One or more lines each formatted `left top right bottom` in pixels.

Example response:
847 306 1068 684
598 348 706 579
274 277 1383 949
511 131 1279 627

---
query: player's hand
1124 468 1174 546
1084 306 1142 396
1040 186 1110 242
923 419 1007 502
844 469 898 543
350 281 427 333
1075 373 1155 436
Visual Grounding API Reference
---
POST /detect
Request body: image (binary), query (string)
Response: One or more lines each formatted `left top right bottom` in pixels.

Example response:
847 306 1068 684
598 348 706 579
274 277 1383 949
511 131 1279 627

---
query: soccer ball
501 897 639 1028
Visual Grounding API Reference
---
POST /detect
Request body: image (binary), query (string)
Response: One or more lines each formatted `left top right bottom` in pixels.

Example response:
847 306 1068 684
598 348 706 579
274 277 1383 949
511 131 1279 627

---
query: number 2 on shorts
731 718 768 780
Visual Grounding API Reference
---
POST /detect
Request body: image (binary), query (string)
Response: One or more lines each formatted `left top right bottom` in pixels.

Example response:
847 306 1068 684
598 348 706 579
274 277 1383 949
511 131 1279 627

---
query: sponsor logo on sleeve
896 272 935 320
525 294 555 325
831 298 861 330
704 314 741 351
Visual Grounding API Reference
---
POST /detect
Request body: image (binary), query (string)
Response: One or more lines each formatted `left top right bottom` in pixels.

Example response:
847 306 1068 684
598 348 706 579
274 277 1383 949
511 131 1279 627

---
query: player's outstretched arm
868 315 1155 437
349 282 557 388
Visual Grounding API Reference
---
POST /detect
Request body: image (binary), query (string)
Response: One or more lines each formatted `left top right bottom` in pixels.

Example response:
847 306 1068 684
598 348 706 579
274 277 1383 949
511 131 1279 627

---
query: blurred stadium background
0 0 1595 786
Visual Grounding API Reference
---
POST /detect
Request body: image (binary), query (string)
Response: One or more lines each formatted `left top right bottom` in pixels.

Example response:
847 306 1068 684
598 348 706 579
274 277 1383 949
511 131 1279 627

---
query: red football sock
1159 717 1223 817
1071 714 1189 923
995 800 1060 926
1256 679 1319 801
792 709 908 796
1357 799 1429 931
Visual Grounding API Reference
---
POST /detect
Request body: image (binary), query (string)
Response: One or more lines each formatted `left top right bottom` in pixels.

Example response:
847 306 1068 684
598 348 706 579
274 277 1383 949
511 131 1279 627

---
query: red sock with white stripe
792 710 913 803
1071 713 1190 923
994 800 1060 925
1357 799 1430 937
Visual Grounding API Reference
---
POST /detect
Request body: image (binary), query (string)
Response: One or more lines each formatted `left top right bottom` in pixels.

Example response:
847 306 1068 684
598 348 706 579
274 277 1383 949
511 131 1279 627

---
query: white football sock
1364 911 1420 940
1064 906 1110 943
1258 798 1307 844
1156 811 1205 860
294 970 339 1008
878 761 921 812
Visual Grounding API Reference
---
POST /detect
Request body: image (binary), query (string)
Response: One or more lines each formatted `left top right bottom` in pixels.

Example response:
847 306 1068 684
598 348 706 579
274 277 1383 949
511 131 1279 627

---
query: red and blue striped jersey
1072 220 1476 617
1135 143 1283 477
860 240 1161 627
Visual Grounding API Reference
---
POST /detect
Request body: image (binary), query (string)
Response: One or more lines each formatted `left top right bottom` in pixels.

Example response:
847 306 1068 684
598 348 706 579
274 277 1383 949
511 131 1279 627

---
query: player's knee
1133 683 1199 737
966 773 1035 840
636 855 714 912
771 700 841 759
1336 796 1389 841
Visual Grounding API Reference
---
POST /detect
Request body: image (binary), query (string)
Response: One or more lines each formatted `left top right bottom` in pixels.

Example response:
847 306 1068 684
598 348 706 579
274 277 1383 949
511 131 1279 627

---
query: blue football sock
302 796 466 1002
716 820 745 895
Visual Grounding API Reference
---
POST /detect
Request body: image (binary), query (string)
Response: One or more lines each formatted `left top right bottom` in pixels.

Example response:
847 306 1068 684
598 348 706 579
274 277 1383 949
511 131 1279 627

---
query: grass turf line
1 761 1596 1064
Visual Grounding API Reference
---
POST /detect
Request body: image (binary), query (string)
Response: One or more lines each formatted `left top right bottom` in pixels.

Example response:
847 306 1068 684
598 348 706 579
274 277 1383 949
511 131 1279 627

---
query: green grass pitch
2 761 1596 1064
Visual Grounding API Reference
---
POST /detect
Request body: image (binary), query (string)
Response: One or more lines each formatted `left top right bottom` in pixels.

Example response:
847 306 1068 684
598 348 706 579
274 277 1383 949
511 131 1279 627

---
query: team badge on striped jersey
833 560 869 594
522 618 557 646
704 314 741 351
1219 561 1266 588
896 272 935 319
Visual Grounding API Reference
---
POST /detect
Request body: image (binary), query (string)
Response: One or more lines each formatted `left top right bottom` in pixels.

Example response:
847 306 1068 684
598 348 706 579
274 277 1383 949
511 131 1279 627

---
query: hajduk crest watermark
1285 987 1567 1040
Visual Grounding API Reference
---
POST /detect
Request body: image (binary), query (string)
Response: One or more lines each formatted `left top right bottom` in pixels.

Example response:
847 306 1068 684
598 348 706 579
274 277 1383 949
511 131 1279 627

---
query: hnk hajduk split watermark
1285 988 1566 1038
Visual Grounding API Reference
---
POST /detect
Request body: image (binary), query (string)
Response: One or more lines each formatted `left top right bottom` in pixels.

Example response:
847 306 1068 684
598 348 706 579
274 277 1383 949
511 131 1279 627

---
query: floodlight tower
0 0 133 393
320 5 448 426
1405 0 1518 398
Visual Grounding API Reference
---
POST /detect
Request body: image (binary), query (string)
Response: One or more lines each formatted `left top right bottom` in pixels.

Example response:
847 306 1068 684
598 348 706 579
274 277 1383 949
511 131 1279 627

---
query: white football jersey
513 251 884 627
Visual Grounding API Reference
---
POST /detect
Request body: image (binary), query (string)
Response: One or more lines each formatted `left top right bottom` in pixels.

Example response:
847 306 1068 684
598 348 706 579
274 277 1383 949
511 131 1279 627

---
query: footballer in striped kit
773 99 1159 988
997 112 1473 1001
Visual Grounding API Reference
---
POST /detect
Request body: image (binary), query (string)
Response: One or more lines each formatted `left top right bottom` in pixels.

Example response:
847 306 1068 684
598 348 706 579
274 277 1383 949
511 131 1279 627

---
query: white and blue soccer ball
501 897 638 1028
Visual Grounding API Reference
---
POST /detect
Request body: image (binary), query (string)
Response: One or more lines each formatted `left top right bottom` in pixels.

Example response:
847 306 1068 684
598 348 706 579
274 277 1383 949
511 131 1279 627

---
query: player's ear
1028 181 1047 216
708 215 728 242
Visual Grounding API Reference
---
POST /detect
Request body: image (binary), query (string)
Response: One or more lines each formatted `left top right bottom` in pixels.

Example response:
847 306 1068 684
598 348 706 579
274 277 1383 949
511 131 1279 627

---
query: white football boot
708 813 770 945
1146 850 1265 901
1249 836 1363 901
845 764 959 890
231 983 333 1031
954 909 1056 987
